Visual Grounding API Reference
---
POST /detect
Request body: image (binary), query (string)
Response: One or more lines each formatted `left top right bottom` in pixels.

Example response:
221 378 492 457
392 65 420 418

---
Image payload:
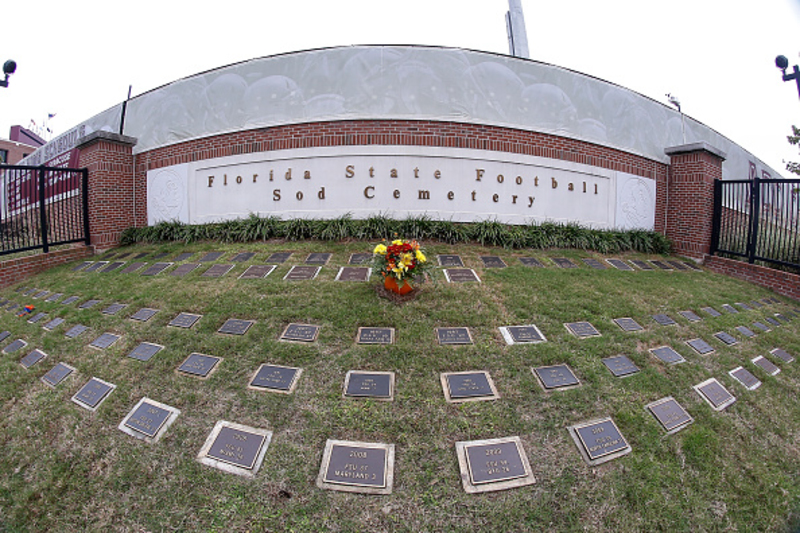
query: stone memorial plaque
170 263 201 276
121 262 147 273
752 356 780 376
3 339 27 354
90 333 121 350
140 262 173 276
649 346 685 365
201 264 234 278
356 327 394 344
71 377 116 411
78 299 101 310
173 252 194 262
646 397 693 434
248 364 302 393
100 261 126 273
23 288 37 296
0 331 10 342
45 293 64 303
344 371 394 400
177 353 222 379
335 267 371 282
775 313 790 323
28 312 48 324
761 297 772 304
168 312 202 329
43 317 65 331
6 303 19 312
650 260 672 270
456 437 535 494
480 256 507 268
613 317 644 332
749 300 764 308
607 258 634 271
734 302 752 311
348 253 372 265
683 261 703 271
15 286 27 292
752 321 770 332
318 439 395 494
729 366 761 391
230 252 256 262
519 257 544 267
61 296 80 305
721 304 739 314
20 349 47 369
120 398 178 441
64 325 89 338
765 317 781 327
102 303 127 315
602 355 640 377
693 378 736 411
436 327 474 345
441 371 499 403
284 265 321 280
266 252 292 263
569 418 631 465
129 308 159 322
83 261 108 273
735 326 756 338
115 253 131 259
679 310 702 322
151 252 169 260
72 261 93 272
280 323 320 343
198 421 272 477
127 342 164 362
770 348 795 363
444 268 481 283
437 254 464 267
500 324 547 344
701 306 722 317
533 364 581 390
218 319 254 336
630 260 654 270
582 258 607 270
551 257 578 268
305 252 332 265
238 265 276 279
33 291 50 299
652 314 677 326
198 251 224 262
102 253 118 260
133 252 150 259
667 260 689 271
713 331 738 346
565 321 602 338
41 362 75 388
686 338 715 355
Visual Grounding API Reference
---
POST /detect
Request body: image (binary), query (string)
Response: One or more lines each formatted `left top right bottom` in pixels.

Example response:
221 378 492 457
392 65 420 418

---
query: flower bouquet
371 239 429 295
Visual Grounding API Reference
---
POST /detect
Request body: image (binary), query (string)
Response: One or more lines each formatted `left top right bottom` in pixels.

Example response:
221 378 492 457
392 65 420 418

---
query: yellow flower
401 252 414 264
415 250 426 262
373 244 387 255
391 239 404 246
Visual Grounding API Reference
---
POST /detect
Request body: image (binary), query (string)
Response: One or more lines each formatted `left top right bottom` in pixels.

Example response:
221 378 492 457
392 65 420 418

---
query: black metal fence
711 177 800 272
0 164 90 256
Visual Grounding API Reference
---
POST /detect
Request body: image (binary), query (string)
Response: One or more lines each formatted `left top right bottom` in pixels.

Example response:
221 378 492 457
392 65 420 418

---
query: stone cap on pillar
665 141 726 161
76 130 137 150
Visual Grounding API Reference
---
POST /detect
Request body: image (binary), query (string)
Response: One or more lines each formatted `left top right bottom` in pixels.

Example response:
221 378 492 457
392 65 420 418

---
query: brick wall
0 245 93 289
704 255 800 301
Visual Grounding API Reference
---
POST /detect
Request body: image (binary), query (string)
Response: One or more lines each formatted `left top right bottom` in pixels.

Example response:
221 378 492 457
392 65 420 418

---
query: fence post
747 177 760 264
710 179 722 255
81 168 90 246
37 166 49 254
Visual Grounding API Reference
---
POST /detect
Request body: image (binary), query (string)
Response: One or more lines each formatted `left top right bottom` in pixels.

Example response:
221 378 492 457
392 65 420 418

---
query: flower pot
384 276 413 295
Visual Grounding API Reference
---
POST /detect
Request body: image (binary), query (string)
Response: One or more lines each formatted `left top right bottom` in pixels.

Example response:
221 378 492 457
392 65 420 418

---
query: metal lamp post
0 60 16 88
775 55 800 98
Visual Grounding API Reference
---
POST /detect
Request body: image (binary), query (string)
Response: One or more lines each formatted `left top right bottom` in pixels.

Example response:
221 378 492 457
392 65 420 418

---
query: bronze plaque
344 372 393 398
206 426 266 470
602 355 640 377
336 267 371 282
713 331 738 346
140 262 173 276
647 397 693 432
652 314 677 326
480 256 507 268
667 260 689 271
720 304 739 314
83 261 108 273
729 367 761 390
701 306 722 317
90 333 121 349
130 308 159 322
218 319 254 335
749 300 764 308
437 254 464 267
284 266 320 280
436 327 473 345
238 265 276 279
575 419 629 460
0 331 10 342
683 261 702 270
775 313 790 323
266 252 292 263
752 321 770 332
102 303 128 316
519 257 544 267
61 296 80 305
534 364 580 389
198 251 224 262
565 321 601 338
168 313 202 329
23 288 37 296
305 253 332 265
100 261 126 273
5 303 19 312
607 259 634 271
650 260 672 270
43 318 65 331
446 372 494 399
151 252 169 260
679 310 702 322
504 325 545 344
41 362 74 387
356 327 394 344
202 264 234 278
650 346 685 364
3 339 27 354
696 379 735 409
734 302 752 311
78 299 101 310
582 258 607 270
444 269 480 283
127 342 164 362
765 317 781 326
630 260 654 270
28 312 48 324
323 443 387 488
72 261 93 272
73 378 114 409
64 325 89 338
133 252 150 259
121 262 147 273
230 252 255 262
250 364 300 391
770 348 795 363
551 257 578 268
45 293 64 303
177 353 221 378
735 326 756 338
20 349 47 369
613 317 643 332
464 440 527 485
170 263 201 276
33 291 50 299
115 253 131 259
173 252 195 261
686 338 714 355
280 323 320 342
752 356 780 375
124 401 172 438
348 253 372 265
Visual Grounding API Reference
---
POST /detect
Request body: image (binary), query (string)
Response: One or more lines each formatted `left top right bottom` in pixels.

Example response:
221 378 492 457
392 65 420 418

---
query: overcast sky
2 0 799 176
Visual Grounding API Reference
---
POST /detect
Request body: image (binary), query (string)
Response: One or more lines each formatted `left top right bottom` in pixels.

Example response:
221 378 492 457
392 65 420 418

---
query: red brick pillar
76 131 138 250
664 142 726 260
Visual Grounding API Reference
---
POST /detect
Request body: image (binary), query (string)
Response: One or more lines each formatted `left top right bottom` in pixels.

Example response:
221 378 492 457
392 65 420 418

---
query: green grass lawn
0 241 798 532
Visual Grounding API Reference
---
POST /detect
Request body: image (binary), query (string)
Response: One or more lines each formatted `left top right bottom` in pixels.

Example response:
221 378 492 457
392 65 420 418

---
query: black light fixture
0 59 16 88
775 55 800 98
